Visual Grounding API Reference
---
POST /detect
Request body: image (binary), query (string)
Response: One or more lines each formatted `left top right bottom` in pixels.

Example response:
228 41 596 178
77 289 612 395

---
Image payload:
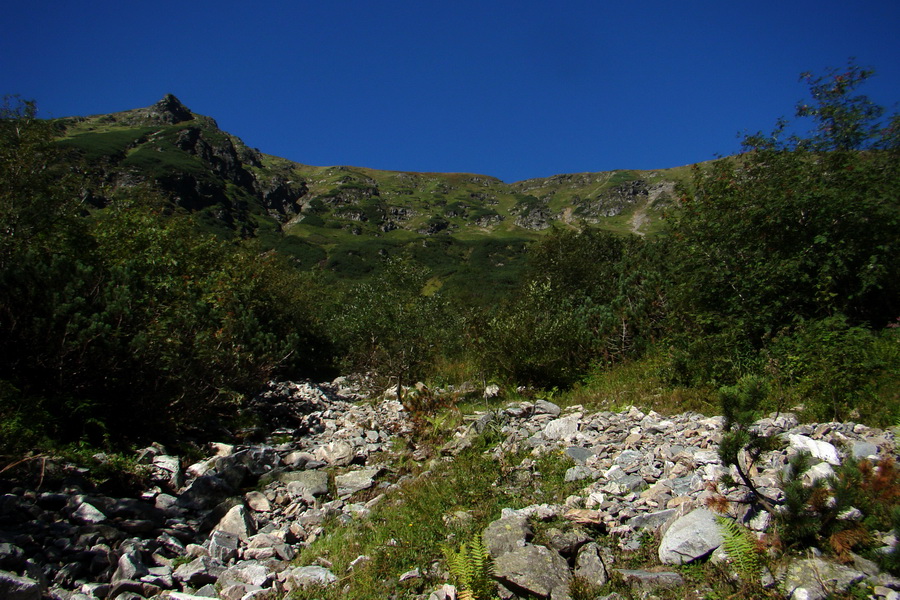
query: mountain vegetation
1 62 898 459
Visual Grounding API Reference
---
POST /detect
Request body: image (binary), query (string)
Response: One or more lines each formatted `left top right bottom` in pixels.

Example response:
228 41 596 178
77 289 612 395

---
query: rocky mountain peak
150 94 193 124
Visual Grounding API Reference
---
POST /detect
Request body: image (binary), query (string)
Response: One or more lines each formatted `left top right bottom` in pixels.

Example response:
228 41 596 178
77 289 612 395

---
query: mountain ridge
51 95 691 294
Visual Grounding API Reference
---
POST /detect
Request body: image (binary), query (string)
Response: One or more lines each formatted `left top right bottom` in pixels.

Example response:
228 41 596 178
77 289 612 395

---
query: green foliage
667 62 899 385
0 96 82 267
0 196 332 448
330 257 460 394
769 315 894 423
777 453 900 567
442 537 495 600
479 228 668 388
717 375 781 510
0 99 333 451
716 516 763 580
56 127 156 161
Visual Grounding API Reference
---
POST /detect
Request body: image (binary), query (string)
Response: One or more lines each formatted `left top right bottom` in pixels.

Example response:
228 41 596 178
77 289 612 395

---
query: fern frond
442 536 495 600
717 515 762 579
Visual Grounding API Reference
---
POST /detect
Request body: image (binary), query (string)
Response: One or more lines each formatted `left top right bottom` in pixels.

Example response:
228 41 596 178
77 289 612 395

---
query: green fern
717 516 762 580
442 536 495 600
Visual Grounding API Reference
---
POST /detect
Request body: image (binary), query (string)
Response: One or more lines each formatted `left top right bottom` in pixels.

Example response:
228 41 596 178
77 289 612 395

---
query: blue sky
3 1 899 182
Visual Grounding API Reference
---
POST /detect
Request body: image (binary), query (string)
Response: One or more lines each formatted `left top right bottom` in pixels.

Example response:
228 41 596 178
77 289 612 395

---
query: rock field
1 379 898 600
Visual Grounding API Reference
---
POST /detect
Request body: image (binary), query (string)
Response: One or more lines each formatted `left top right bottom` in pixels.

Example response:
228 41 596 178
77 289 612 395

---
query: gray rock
282 471 330 500
245 533 295 561
218 560 271 588
564 466 594 482
616 569 685 590
628 508 677 532
140 565 174 589
574 542 608 586
108 579 161 599
493 545 572 600
72 501 107 525
214 505 256 541
851 441 878 460
564 446 594 465
0 570 42 600
282 451 313 468
244 491 271 513
786 434 841 465
314 441 355 466
151 455 183 489
543 416 579 441
335 467 381 498
279 565 337 591
483 516 533 558
545 528 590 556
782 557 866 600
173 556 225 587
207 530 240 562
614 450 644 469
177 475 234 510
111 551 149 584
658 508 724 564
534 400 561 417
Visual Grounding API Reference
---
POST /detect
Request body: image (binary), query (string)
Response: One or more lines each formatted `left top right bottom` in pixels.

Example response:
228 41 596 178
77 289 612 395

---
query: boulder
279 566 337 591
207 530 240 563
314 441 355 466
782 557 866 600
616 569 685 590
214 505 256 541
493 545 572 600
574 542 607 586
173 557 225 587
658 508 723 564
335 468 381 498
483 515 533 558
543 416 579 441
786 434 841 465
281 471 329 501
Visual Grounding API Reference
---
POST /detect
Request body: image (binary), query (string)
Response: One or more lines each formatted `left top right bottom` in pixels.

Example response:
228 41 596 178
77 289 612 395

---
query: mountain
52 95 690 296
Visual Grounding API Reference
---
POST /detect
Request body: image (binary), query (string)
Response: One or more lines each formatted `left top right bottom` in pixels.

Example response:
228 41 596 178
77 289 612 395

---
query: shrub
769 315 892 423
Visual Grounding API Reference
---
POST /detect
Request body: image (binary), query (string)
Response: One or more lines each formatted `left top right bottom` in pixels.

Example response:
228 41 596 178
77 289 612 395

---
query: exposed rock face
150 94 194 124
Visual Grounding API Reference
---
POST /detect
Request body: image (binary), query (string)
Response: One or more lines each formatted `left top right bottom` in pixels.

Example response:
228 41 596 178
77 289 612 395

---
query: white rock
787 434 840 465
543 416 579 441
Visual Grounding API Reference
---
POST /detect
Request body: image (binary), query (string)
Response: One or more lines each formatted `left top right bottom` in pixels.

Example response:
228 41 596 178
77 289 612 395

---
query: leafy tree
0 96 82 266
668 62 899 384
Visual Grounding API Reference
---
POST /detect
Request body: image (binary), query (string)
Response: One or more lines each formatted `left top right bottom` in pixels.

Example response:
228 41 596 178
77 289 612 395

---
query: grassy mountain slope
51 95 691 298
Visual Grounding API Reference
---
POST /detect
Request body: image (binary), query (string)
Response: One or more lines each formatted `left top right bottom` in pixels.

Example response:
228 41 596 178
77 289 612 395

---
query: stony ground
0 379 898 600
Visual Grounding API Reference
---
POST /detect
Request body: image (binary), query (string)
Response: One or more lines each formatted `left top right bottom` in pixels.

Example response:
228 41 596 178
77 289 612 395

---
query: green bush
777 453 900 570
770 315 894 423
329 258 460 394
479 228 669 388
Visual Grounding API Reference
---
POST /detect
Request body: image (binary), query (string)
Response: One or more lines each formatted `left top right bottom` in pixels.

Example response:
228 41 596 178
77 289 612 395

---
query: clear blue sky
4 1 899 182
